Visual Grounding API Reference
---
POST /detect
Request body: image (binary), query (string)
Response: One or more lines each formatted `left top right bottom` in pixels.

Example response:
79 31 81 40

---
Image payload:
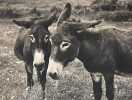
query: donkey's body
47 2 132 100
48 22 132 100
73 27 132 100
78 28 132 73
13 9 58 99
14 25 51 99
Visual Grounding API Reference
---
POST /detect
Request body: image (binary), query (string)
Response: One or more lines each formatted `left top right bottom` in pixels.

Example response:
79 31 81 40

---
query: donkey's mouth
49 72 60 80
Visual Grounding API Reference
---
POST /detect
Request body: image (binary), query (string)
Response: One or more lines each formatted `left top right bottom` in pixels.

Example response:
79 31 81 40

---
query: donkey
13 9 58 98
47 2 132 100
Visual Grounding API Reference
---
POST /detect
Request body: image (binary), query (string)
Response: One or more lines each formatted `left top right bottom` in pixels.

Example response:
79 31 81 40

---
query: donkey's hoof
41 91 46 100
44 98 47 100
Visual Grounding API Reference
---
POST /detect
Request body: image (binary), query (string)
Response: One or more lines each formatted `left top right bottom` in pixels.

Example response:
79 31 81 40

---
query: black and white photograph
0 0 132 100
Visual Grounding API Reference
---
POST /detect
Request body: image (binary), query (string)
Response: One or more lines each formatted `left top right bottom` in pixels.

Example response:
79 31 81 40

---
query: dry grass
0 0 132 100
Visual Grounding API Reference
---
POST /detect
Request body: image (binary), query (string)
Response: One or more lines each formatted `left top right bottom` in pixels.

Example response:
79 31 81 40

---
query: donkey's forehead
51 33 63 44
31 24 49 34
51 32 74 45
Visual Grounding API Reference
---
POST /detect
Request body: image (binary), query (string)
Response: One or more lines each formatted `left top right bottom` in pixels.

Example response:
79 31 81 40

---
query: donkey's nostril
33 63 45 68
49 72 59 80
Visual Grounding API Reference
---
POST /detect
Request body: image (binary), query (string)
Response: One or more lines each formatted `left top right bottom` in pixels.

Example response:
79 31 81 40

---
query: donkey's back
114 29 132 73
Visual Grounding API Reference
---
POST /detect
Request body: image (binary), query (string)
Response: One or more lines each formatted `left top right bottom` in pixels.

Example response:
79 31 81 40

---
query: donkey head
47 2 80 79
47 3 102 79
13 9 58 69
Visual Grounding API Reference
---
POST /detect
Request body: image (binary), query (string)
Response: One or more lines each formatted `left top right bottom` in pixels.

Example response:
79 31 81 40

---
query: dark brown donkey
47 2 132 100
13 10 58 99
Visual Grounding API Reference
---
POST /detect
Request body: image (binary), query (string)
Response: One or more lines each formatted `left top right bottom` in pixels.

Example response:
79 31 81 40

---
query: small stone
90 93 94 97
6 78 9 81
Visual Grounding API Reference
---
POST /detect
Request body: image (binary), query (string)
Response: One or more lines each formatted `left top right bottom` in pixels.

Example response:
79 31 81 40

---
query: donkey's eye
60 41 71 51
29 34 35 43
44 35 49 42
31 37 36 43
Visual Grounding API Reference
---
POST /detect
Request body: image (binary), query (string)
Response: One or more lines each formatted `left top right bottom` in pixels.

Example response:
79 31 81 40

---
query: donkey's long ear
13 19 33 28
45 8 58 26
34 6 58 27
56 2 72 26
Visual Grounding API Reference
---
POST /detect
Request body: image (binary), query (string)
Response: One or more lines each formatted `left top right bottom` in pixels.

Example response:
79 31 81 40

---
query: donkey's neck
77 39 101 63
77 34 107 72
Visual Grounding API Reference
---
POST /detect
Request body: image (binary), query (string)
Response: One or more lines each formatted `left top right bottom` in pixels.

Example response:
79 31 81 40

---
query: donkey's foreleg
103 72 114 100
25 63 34 90
90 72 103 100
36 67 41 82
40 69 47 99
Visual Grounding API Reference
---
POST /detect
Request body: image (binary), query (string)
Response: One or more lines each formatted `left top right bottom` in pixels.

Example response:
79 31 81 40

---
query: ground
0 0 132 100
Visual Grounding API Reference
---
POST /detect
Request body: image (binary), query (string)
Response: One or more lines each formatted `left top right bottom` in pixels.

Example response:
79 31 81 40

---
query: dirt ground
1 0 132 100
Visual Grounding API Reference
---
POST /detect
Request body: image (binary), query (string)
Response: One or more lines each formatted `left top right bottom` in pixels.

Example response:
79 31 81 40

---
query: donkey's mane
56 21 132 42
56 19 102 34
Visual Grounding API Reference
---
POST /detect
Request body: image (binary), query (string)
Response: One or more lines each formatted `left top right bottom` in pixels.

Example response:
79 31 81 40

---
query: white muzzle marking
33 49 45 66
47 58 63 75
